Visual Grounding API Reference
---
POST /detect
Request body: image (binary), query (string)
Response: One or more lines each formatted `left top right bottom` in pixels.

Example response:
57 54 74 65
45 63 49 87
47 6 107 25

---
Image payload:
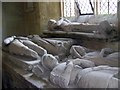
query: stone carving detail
21 40 47 56
9 39 39 59
3 36 119 88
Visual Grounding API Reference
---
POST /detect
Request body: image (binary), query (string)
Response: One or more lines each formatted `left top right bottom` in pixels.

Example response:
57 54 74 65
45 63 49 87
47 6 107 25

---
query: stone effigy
32 54 119 88
76 65 119 88
32 54 59 78
83 48 119 67
3 36 74 61
50 60 119 88
20 40 47 57
3 36 119 88
3 36 48 59
32 53 95 88
29 35 74 60
3 36 16 45
71 58 95 68
70 45 86 59
48 18 117 39
82 48 113 59
70 45 119 67
94 20 117 38
8 39 39 59
48 18 72 31
50 61 74 88
48 19 58 31
50 58 95 88
106 52 119 60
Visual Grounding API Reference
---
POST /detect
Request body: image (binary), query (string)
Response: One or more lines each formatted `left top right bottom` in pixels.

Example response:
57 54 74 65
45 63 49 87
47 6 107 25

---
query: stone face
8 39 39 59
48 19 57 31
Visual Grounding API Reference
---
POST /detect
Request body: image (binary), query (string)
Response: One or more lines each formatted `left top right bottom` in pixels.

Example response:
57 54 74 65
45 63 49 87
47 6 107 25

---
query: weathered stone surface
21 40 47 57
76 66 119 88
41 54 58 70
3 36 119 88
70 45 86 59
4 36 16 45
30 35 73 60
50 61 73 88
9 39 39 59
71 58 95 68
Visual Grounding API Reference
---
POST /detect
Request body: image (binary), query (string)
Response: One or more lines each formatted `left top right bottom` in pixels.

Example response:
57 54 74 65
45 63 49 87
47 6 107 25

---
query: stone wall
2 2 61 38
23 3 40 35
39 2 61 32
24 2 61 35
2 2 25 39
2 2 119 51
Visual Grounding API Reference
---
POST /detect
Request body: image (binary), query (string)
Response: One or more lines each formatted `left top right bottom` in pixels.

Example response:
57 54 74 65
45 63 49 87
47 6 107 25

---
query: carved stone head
41 54 59 70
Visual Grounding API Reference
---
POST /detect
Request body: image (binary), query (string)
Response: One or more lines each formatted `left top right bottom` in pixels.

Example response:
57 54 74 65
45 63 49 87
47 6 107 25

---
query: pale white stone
32 54 58 78
72 58 95 68
48 19 57 31
100 48 115 57
31 36 73 59
76 66 119 88
69 65 82 85
21 40 47 56
5 52 40 70
106 52 119 60
50 61 73 88
70 45 86 59
82 48 119 67
32 65 44 77
4 36 16 45
41 54 58 70
57 18 71 26
9 39 39 59
82 51 100 59
107 77 119 88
